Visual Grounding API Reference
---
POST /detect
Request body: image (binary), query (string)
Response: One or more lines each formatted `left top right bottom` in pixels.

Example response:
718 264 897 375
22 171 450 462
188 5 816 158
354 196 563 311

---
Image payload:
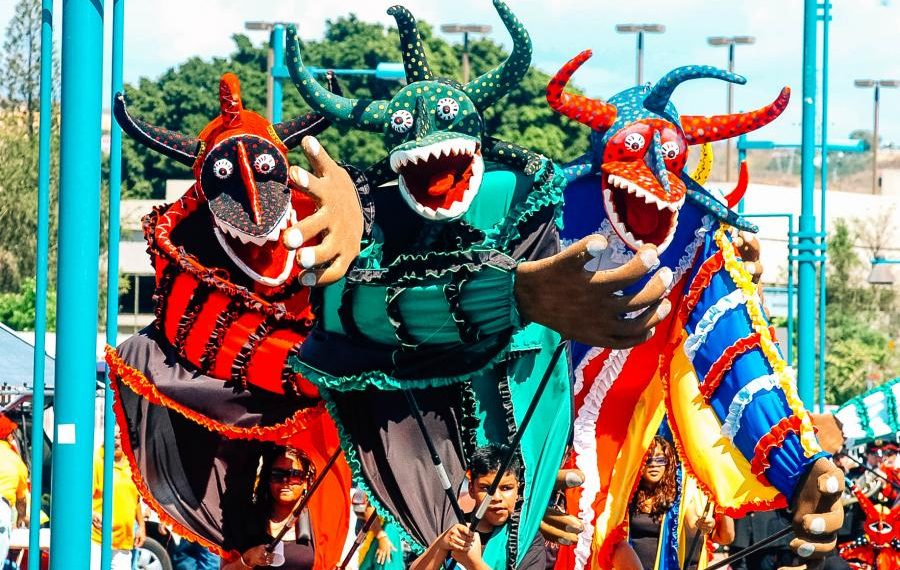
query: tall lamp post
854 79 899 195
441 24 492 83
707 35 756 182
868 257 900 285
615 23 665 86
246 21 292 123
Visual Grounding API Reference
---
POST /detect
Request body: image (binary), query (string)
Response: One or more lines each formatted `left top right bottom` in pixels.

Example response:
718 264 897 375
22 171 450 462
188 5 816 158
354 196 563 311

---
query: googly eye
253 153 276 174
661 141 681 160
624 133 645 152
213 158 234 179
390 110 414 134
436 98 459 121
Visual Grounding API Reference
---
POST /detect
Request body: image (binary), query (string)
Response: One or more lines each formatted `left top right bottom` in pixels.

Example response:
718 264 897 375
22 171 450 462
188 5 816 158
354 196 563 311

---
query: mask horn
285 25 387 132
690 143 714 185
387 6 433 83
681 87 791 145
464 0 532 109
546 50 617 131
723 161 749 209
113 93 200 167
272 72 343 149
644 65 745 116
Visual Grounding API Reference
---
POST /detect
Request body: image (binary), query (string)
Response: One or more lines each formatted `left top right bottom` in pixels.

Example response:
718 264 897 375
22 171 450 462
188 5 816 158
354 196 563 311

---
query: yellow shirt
91 450 140 550
0 440 28 521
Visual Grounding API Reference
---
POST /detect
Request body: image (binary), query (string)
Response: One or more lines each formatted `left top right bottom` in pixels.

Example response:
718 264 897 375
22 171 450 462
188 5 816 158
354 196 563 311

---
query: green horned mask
286 0 534 221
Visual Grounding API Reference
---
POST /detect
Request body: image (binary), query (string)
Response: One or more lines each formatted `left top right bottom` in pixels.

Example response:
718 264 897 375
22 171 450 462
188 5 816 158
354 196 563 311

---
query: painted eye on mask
253 153 276 175
213 158 234 179
661 141 681 160
624 133 645 152
436 97 459 121
390 109 414 134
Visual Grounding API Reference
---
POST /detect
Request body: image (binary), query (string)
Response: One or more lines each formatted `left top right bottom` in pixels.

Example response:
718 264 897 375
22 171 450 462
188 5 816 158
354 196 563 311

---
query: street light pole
616 24 665 86
246 21 292 123
855 79 899 194
708 36 756 182
441 24 492 83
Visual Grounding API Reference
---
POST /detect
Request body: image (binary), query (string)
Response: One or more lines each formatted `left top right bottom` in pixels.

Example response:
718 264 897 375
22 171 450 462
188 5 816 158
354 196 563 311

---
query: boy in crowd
410 444 545 570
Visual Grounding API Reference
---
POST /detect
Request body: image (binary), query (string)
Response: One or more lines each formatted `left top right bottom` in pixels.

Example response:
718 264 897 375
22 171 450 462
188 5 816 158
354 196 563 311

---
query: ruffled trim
229 318 273 392
721 373 783 440
684 288 746 360
660 334 789 520
699 332 763 401
385 286 418 350
750 415 805 483
290 342 513 392
106 345 324 442
317 388 424 553
481 159 566 253
571 348 631 569
109 382 238 562
197 298 242 374
715 226 822 458
348 248 517 287
172 283 212 355
677 251 724 325
444 266 481 343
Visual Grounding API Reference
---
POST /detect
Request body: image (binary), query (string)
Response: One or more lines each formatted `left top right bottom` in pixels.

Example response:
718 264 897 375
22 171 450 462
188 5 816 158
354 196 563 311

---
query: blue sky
2 0 899 145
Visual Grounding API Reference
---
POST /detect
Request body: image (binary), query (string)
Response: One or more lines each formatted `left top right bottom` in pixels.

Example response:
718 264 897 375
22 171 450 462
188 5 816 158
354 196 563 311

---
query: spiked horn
547 50 617 131
463 0 532 110
723 161 749 208
682 173 758 233
113 93 201 167
272 71 342 148
387 6 433 83
285 25 387 132
681 87 791 145
644 65 746 116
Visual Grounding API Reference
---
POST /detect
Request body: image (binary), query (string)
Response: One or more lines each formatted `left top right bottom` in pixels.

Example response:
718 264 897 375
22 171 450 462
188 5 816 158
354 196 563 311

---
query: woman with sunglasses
613 436 733 570
222 447 317 569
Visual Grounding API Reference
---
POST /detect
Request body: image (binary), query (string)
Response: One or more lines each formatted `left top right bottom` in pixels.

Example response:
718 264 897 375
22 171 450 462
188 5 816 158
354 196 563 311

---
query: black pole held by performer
468 340 567 532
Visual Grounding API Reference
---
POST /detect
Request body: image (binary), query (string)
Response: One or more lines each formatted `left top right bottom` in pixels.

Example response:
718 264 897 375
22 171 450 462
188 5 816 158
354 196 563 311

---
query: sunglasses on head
645 456 668 467
270 468 307 484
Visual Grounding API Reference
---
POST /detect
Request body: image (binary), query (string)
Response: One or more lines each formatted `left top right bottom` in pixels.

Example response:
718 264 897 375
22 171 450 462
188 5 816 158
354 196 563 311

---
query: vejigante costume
546 51 827 569
839 484 900 569
106 73 354 566
285 2 570 567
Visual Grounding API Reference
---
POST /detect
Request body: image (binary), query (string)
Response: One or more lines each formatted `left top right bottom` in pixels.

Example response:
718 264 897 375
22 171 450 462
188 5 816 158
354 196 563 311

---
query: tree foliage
0 277 55 331
120 17 589 198
823 218 900 404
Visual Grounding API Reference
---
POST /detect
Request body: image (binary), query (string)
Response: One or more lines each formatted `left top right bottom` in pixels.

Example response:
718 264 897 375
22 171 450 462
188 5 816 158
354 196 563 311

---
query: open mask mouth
212 205 295 287
390 138 484 221
601 166 685 254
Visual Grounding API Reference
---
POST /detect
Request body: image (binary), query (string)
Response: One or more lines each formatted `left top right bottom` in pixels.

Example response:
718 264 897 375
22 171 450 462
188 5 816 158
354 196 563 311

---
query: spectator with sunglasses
222 447 316 569
613 436 732 570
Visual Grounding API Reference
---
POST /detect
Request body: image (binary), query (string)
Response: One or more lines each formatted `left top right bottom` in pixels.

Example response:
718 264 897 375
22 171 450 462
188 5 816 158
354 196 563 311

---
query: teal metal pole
737 134 747 214
29 1 54 566
788 223 795 366
797 0 819 409
49 0 105 567
271 24 284 123
100 0 125 567
817 0 830 412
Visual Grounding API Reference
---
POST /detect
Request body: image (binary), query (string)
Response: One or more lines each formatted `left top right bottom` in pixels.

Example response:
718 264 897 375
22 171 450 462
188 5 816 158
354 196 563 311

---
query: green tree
119 16 589 198
0 277 56 331
823 218 899 404
0 0 58 140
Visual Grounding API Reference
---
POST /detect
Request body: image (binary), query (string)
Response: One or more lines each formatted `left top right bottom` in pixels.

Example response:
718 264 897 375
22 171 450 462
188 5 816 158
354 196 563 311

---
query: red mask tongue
428 172 457 196
625 198 660 235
